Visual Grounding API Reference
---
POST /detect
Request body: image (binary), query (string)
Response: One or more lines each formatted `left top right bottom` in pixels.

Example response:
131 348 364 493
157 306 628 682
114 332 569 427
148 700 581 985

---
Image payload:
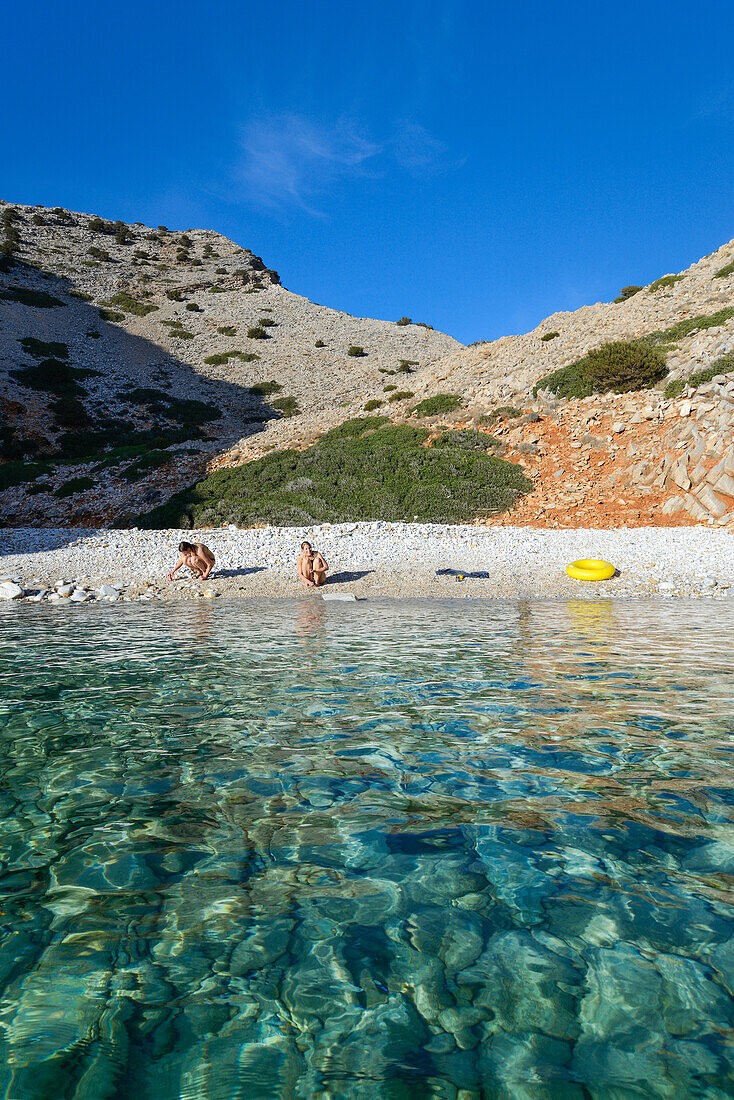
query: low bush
648 274 683 293
540 331 559 341
415 321 434 330
120 450 174 481
347 345 366 356
158 225 169 233
108 291 158 317
99 308 125 322
52 208 67 217
646 308 734 346
218 325 237 336
664 351 734 398
166 288 184 301
169 329 194 340
249 381 282 396
31 213 45 225
247 327 268 339
271 396 300 418
396 317 412 325
388 390 414 402
398 360 418 373
0 286 66 308
315 339 325 348
54 476 95 498
0 460 55 493
258 317 276 326
69 289 92 300
433 429 502 452
88 246 111 261
122 388 221 428
411 393 462 417
51 395 90 429
185 302 202 312
533 339 667 398
204 350 258 365
714 261 734 279
614 285 642 303
383 384 397 391
19 337 68 359
482 405 521 424
364 399 383 411
138 417 533 528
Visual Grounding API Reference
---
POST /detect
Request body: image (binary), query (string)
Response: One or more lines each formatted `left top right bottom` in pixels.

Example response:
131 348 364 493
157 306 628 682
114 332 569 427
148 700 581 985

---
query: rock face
0 581 23 599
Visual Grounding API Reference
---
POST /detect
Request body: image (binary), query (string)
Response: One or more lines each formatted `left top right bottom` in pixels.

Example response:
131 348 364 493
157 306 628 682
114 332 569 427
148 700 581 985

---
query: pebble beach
1 523 733 602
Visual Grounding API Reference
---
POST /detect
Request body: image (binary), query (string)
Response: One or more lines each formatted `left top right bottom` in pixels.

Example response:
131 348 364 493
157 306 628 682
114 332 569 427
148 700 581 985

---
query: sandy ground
1 524 733 602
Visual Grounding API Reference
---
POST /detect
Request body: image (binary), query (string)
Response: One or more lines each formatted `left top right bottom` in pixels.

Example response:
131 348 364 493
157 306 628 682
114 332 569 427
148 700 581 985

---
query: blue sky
5 0 733 343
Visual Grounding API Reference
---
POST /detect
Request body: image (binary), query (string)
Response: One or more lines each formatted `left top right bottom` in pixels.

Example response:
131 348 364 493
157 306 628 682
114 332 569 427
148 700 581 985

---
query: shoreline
1 524 733 602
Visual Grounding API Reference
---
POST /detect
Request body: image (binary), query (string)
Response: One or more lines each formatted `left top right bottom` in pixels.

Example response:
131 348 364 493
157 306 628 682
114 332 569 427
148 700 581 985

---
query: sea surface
0 599 733 1099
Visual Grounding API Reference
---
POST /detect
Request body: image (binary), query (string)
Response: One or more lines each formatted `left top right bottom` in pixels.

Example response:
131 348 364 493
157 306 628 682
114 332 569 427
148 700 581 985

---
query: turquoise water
0 599 733 1099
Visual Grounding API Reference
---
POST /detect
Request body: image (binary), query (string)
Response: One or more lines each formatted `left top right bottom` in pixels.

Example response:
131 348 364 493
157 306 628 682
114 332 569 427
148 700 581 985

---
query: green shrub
364 399 383 411
664 351 734 398
258 317 276 326
0 460 55 493
271 396 300 418
315 339 326 347
122 388 221 427
433 429 502 452
99 308 125 322
88 246 111 261
88 216 112 233
31 213 45 225
614 285 642 303
388 390 414 402
249 381 282 396
178 233 193 248
411 393 462 417
52 208 67 217
482 405 521 424
540 331 559 341
54 476 95 498
69 289 92 300
646 308 734 346
248 327 268 339
120 450 174 481
398 360 418 372
347 345 366 356
714 261 734 279
533 339 667 398
0 286 66 308
648 274 683 293
185 302 201 312
108 291 158 317
115 224 130 245
51 395 90 429
138 417 533 528
158 225 169 233
415 321 434 330
396 317 412 325
166 288 184 301
204 350 258 365
19 337 69 359
169 329 194 340
218 325 237 336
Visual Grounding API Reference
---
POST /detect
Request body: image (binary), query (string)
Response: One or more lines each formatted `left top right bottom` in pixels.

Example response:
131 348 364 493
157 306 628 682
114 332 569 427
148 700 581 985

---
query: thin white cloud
236 115 382 214
391 121 449 173
233 113 458 215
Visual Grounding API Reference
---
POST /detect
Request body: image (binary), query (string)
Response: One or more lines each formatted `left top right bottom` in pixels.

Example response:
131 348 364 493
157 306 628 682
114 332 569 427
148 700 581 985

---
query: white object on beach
69 589 92 602
322 593 359 602
0 582 23 600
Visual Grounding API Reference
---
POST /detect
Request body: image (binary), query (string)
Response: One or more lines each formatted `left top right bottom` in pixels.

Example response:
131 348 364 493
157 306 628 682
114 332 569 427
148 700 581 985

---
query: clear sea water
0 599 733 1100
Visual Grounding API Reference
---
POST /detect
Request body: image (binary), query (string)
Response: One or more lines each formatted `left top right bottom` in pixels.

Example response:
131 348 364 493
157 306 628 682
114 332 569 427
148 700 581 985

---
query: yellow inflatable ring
566 559 616 581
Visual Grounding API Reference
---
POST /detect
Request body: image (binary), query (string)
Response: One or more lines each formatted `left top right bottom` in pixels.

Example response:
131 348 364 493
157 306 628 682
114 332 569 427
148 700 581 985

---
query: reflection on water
0 599 733 1099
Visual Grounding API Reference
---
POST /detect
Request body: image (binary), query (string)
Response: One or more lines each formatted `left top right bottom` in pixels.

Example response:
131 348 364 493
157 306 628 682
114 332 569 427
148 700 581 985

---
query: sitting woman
297 541 328 587
168 541 215 582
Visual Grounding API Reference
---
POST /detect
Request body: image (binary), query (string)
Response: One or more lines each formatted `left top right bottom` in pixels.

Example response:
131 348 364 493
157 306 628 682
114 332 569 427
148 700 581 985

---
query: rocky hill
0 201 459 524
1 198 733 530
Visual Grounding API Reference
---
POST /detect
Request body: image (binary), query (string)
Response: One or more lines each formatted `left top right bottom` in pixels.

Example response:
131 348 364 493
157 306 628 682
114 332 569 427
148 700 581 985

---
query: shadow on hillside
0 257 274 538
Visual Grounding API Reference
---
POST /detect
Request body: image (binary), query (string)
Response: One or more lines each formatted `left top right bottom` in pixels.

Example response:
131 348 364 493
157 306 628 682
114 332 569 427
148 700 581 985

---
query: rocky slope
0 200 459 524
2 198 733 530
